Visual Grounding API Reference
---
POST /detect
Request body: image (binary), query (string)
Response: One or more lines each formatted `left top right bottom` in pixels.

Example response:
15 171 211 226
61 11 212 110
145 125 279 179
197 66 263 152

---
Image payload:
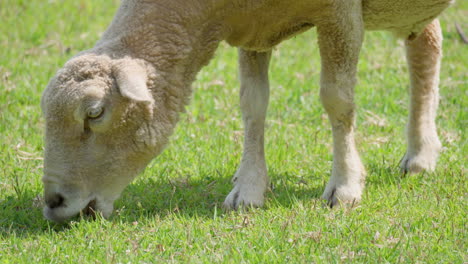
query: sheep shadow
111 170 325 222
0 190 72 237
123 162 414 219
109 160 423 222
1 162 410 237
0 170 325 237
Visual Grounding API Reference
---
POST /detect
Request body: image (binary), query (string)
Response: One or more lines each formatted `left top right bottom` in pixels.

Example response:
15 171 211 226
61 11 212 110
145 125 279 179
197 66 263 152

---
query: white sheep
41 0 452 222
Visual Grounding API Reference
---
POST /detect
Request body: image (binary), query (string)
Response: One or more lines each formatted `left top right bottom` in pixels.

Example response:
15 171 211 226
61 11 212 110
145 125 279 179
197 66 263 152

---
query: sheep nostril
46 193 65 209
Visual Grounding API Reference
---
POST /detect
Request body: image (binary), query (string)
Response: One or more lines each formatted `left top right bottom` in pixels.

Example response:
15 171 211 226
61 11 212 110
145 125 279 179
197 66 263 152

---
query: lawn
0 0 466 263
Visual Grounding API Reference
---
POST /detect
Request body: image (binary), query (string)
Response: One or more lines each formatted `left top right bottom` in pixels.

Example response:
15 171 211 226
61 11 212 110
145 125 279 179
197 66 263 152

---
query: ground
0 0 466 262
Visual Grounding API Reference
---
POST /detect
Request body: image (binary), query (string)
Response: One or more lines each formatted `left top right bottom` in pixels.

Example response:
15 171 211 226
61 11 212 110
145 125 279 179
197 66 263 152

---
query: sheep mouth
82 199 97 217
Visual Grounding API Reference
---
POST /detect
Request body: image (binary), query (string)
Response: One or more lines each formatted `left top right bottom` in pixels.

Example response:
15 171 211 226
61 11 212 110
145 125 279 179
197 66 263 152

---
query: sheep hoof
400 142 441 175
400 152 439 175
321 179 363 208
223 184 265 210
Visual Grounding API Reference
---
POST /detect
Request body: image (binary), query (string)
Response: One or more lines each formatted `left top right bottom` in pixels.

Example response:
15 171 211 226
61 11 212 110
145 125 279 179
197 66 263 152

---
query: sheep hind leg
223 49 271 210
317 3 366 207
400 19 443 174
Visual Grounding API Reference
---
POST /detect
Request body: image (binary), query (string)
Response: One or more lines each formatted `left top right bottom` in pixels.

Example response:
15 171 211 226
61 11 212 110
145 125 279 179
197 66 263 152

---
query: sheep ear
113 60 154 104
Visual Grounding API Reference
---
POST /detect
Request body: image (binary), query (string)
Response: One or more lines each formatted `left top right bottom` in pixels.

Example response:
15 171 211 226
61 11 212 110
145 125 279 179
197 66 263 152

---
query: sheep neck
92 1 303 130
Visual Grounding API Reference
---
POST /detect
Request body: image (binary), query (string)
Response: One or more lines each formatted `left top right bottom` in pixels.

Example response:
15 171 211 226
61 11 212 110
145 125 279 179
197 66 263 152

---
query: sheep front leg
317 3 366 207
400 19 443 174
224 49 271 210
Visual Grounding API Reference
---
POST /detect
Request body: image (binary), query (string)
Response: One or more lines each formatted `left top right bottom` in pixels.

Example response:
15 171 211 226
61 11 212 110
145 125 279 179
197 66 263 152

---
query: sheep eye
87 107 104 120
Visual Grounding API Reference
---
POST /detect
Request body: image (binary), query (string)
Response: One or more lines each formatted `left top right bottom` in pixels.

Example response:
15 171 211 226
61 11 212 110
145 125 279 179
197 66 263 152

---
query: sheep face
41 55 159 222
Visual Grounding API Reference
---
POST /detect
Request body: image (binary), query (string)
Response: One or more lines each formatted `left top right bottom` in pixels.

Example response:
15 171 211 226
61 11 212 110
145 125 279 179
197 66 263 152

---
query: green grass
1 0 467 263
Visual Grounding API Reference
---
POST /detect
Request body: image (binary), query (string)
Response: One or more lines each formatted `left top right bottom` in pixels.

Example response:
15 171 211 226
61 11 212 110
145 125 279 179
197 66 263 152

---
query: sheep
41 0 453 222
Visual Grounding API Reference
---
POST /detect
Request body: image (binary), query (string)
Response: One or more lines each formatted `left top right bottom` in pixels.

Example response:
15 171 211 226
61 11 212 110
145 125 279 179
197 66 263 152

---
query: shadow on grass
366 161 421 186
1 162 416 238
0 190 71 237
111 170 325 222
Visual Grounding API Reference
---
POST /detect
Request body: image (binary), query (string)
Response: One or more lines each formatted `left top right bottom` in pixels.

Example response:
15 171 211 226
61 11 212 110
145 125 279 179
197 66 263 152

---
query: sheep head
41 54 166 222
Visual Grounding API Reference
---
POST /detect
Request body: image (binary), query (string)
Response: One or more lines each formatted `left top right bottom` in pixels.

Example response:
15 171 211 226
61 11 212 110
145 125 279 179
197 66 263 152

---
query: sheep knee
320 85 355 129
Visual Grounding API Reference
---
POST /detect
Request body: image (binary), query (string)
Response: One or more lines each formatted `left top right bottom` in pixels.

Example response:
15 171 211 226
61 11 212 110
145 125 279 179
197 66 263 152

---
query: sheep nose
45 193 65 209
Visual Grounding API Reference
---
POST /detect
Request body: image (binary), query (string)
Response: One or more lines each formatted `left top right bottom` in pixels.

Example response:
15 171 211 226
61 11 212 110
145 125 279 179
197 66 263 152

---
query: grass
0 0 467 263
